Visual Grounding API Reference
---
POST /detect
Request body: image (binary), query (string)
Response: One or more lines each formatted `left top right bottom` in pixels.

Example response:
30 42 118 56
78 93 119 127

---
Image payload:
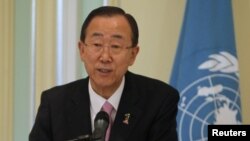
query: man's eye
93 43 102 48
111 45 121 49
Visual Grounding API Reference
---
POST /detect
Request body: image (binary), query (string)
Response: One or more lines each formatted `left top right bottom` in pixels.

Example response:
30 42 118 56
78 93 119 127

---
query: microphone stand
66 134 91 141
66 134 104 141
67 111 109 141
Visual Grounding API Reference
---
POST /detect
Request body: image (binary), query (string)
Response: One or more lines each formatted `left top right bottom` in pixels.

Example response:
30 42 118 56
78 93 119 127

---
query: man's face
78 15 139 94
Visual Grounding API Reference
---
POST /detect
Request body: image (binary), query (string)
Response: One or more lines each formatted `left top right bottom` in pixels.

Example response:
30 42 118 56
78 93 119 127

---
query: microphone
91 111 110 141
66 111 109 141
67 134 91 141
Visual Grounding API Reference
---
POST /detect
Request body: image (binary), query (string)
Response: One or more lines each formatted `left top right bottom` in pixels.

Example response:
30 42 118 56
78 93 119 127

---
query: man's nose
99 46 112 63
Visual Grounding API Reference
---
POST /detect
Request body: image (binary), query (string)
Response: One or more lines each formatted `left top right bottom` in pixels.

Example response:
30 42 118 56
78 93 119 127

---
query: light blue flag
170 0 242 141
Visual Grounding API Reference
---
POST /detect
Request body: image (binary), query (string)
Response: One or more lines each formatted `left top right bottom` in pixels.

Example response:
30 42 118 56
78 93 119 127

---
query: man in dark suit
29 6 179 141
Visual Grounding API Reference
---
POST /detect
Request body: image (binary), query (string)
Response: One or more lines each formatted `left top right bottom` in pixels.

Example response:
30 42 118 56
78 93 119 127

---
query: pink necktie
102 101 114 141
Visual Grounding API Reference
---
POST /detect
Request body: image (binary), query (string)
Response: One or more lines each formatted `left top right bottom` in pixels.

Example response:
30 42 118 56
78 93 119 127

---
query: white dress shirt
89 76 125 131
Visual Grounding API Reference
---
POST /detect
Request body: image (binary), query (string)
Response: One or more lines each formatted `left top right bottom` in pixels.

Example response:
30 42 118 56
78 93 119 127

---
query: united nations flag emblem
177 52 242 141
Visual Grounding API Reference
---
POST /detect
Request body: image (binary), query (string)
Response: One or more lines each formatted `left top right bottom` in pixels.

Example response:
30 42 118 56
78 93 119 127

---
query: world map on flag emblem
177 52 242 141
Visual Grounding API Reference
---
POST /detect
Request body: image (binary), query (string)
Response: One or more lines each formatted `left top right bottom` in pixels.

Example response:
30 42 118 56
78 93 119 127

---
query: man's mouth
97 68 112 73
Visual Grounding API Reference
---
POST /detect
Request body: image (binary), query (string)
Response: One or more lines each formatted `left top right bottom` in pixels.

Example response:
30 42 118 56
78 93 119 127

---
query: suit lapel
65 78 92 138
110 72 143 141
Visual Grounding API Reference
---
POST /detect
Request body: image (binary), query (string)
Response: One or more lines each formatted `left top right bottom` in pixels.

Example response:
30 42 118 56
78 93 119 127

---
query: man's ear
78 41 84 52
78 41 85 61
129 46 139 66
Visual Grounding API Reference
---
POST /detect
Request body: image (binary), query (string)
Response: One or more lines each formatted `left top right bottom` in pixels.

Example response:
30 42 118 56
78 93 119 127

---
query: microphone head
92 111 110 140
94 111 109 124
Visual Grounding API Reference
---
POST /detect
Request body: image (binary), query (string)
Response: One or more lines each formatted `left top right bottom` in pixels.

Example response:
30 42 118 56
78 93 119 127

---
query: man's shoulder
126 71 180 104
41 78 88 98
125 71 179 100
48 78 86 90
126 71 177 91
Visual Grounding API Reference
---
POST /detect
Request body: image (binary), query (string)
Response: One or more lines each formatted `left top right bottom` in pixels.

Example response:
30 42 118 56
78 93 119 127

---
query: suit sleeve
148 89 180 141
29 91 52 141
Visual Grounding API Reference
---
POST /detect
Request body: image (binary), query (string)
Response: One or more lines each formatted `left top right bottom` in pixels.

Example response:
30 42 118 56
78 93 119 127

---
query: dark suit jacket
29 71 179 141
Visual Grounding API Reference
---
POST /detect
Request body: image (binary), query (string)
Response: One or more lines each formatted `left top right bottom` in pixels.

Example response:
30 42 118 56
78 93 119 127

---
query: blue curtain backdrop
170 0 242 141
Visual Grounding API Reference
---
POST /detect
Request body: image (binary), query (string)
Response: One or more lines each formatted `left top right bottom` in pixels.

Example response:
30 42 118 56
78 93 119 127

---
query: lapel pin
123 113 130 125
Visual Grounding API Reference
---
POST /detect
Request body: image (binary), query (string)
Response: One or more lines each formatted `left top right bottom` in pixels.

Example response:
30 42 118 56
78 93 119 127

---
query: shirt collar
89 76 125 115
